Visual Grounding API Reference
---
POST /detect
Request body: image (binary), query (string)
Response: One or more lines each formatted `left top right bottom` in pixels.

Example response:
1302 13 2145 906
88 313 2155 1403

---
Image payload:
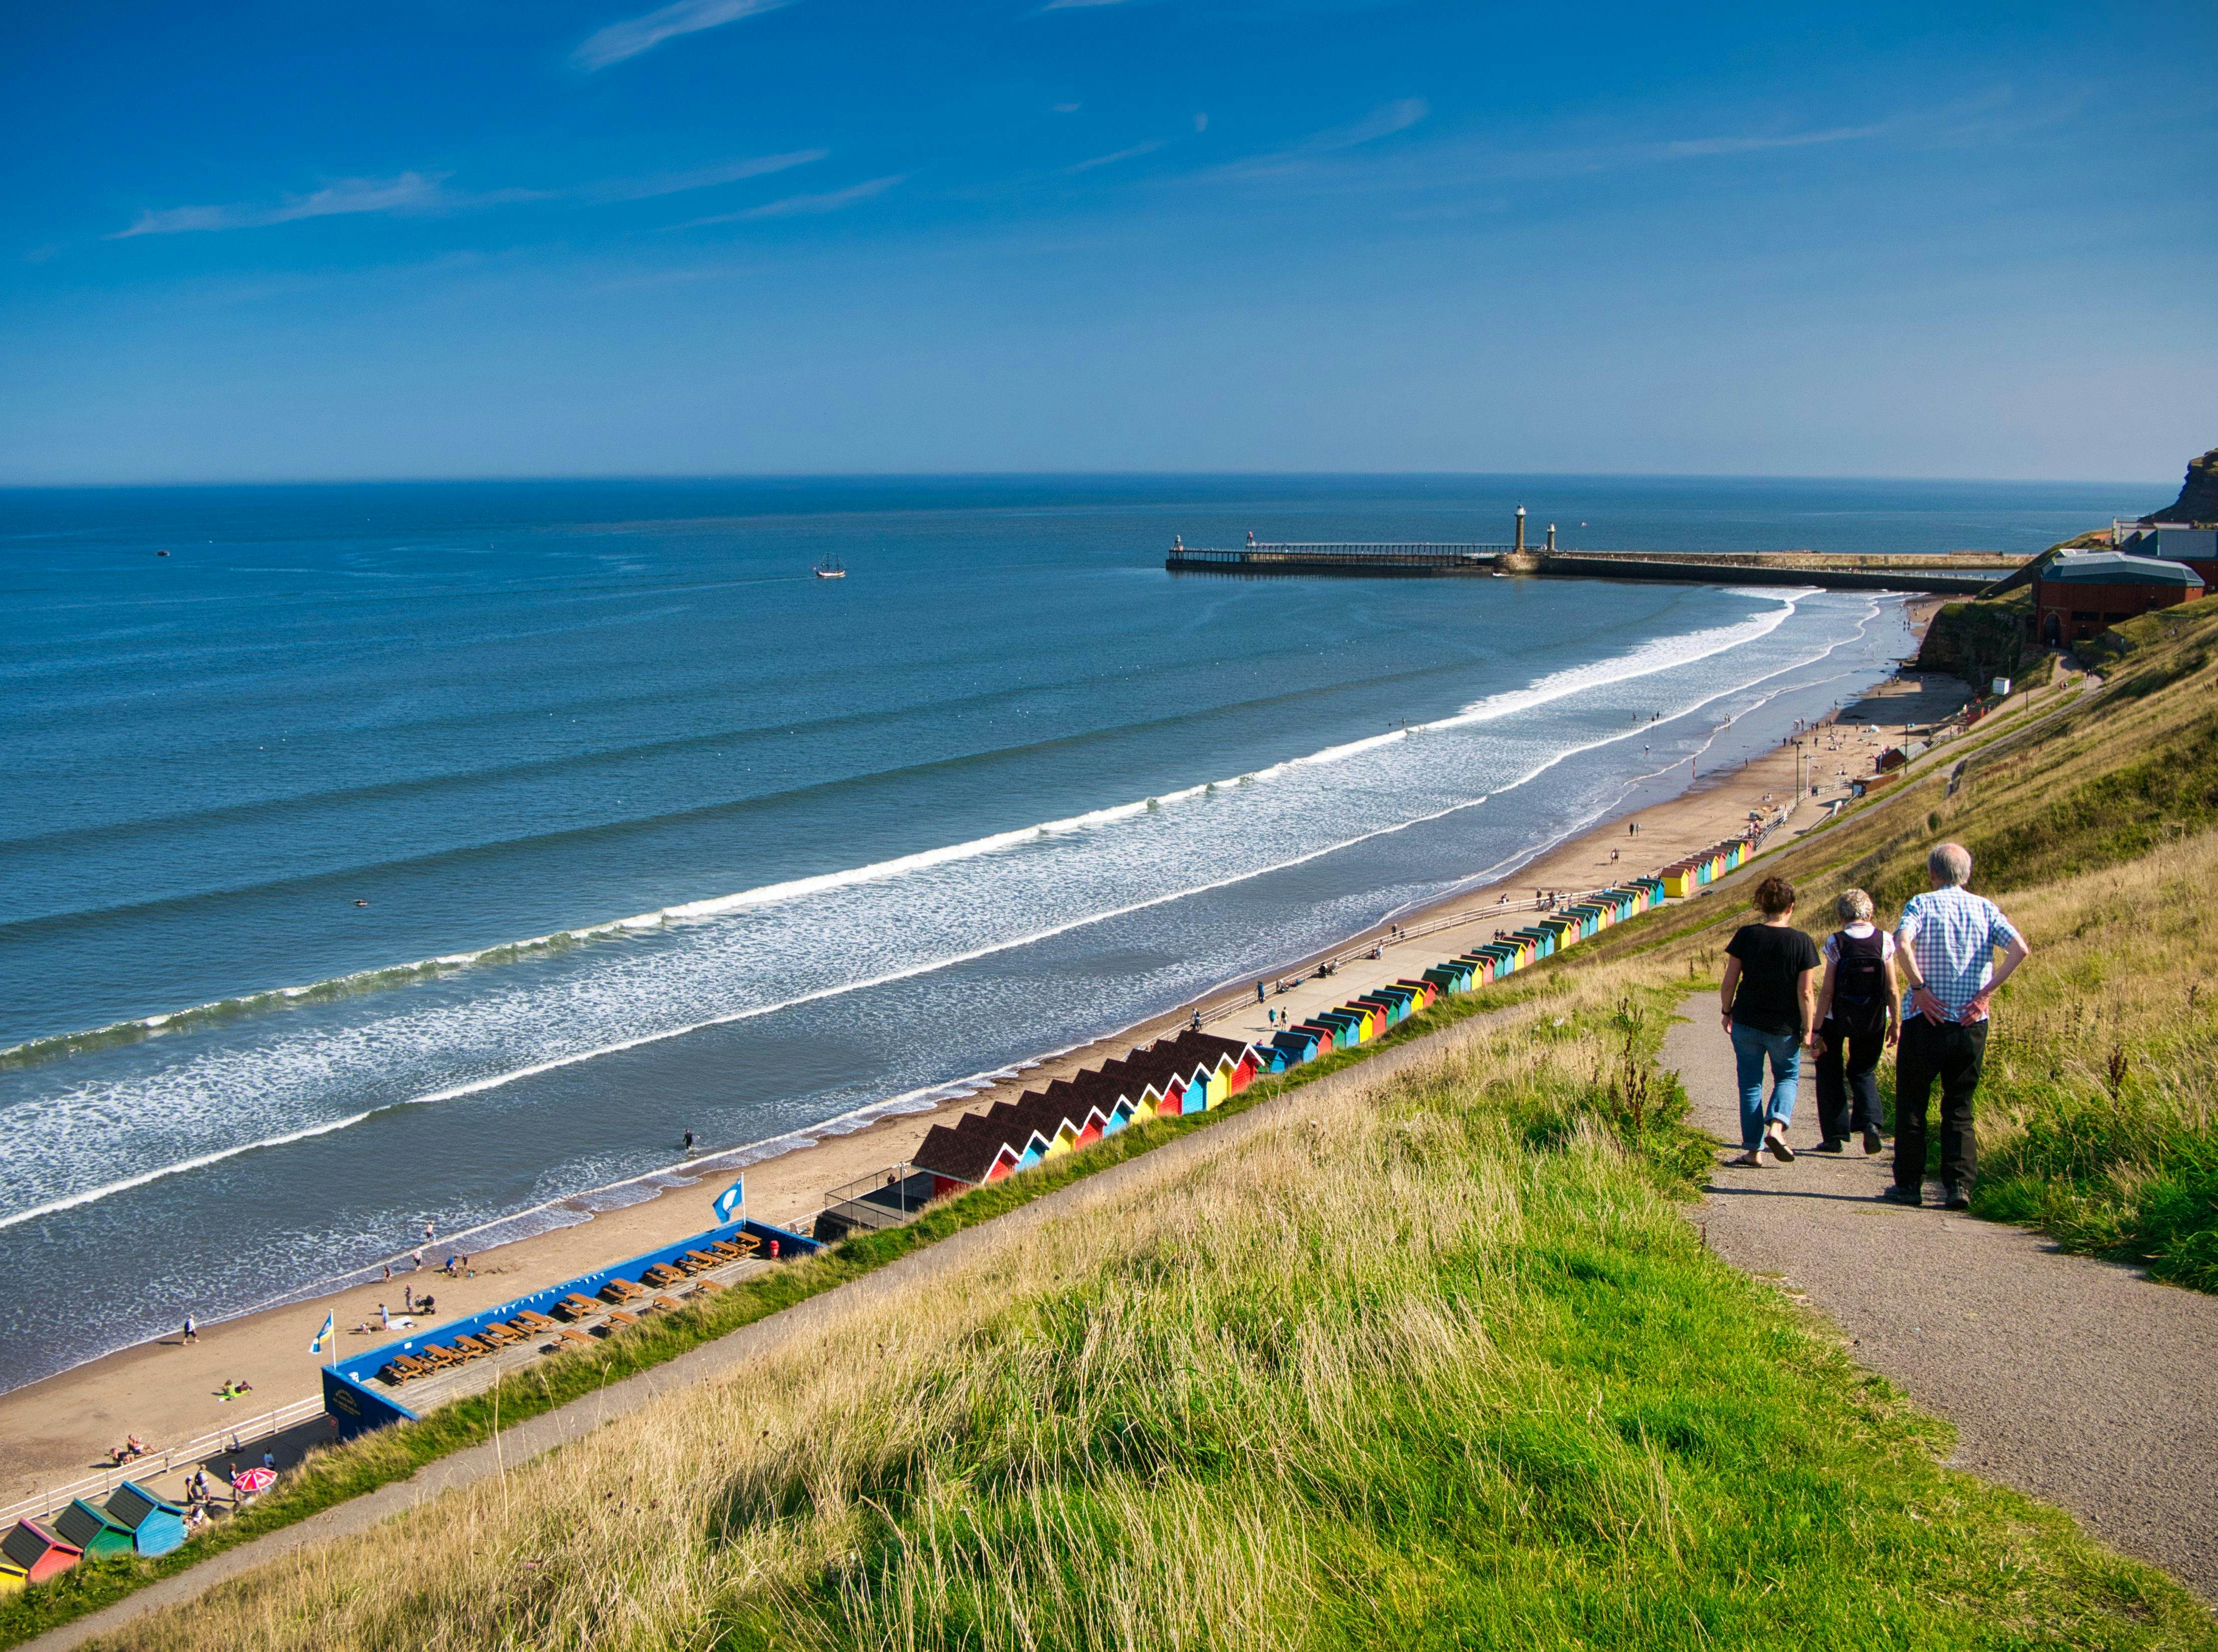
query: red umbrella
232 1466 276 1496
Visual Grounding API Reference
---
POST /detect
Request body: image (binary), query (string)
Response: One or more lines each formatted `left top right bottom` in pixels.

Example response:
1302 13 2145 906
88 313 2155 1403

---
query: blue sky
3 0 2212 483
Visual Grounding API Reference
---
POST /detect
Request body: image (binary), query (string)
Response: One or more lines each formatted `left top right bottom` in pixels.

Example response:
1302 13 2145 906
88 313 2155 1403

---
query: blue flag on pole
712 1177 744 1224
310 1311 335 1357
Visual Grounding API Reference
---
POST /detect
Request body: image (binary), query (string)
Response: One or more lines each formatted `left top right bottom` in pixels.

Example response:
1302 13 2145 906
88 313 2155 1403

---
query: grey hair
1928 843 1973 886
1836 887 1875 922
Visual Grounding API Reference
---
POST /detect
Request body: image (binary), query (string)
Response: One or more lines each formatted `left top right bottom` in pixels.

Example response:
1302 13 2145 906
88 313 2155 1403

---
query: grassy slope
75 994 2217 1650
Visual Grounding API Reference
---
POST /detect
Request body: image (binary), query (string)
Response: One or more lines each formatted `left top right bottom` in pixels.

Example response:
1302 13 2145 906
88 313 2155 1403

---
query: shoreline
0 596 1956 1506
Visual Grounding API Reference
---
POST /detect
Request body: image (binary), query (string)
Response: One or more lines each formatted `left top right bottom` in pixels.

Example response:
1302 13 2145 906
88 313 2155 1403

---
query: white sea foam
0 590 1892 1235
0 599 1801 1070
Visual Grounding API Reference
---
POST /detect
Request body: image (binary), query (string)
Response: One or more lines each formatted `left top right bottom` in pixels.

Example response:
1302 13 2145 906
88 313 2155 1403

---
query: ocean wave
0 590 1882 1237
3 593 1802 1073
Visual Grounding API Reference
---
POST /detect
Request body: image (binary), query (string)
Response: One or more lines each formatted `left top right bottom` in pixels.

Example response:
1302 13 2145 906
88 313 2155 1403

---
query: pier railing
0 1394 328 1528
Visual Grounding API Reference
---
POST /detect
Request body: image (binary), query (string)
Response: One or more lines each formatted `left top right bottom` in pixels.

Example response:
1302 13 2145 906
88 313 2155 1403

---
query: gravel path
1665 995 2218 1600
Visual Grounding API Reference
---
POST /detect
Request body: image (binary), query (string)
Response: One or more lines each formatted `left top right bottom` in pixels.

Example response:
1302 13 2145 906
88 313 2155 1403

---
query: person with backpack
1809 887 1898 1154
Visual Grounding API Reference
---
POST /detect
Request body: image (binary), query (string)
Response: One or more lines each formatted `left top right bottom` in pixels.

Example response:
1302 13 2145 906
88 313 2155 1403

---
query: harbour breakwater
1167 539 2019 594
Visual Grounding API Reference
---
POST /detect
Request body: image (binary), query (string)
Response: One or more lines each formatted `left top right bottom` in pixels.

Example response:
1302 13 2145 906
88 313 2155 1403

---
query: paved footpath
1665 996 2218 1600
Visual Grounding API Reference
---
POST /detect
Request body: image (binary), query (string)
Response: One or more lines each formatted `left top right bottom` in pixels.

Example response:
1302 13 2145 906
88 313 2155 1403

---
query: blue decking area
322 1216 818 1439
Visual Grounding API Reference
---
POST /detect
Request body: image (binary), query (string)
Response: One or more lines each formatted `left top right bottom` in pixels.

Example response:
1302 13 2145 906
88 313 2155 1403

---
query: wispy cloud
112 173 455 238
1649 123 1890 162
575 0 790 71
1495 119 1898 181
111 153 827 238
675 173 907 226
583 150 826 202
1304 97 1430 154
1065 139 1167 173
1215 97 1429 180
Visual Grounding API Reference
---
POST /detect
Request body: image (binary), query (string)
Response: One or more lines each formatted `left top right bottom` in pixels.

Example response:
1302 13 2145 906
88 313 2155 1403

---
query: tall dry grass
89 993 2209 1651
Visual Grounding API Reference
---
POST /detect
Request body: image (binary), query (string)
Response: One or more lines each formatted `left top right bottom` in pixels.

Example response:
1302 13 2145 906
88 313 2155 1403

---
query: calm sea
0 474 2145 1389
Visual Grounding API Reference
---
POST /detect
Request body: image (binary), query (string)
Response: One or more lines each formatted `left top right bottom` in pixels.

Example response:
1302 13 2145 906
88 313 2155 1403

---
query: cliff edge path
1665 995 2218 1600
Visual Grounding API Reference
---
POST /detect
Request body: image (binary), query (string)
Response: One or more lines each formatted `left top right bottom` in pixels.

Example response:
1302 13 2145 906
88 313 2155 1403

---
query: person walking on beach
1885 843 2031 1209
1719 875 1821 1166
182 1312 197 1344
1811 888 1897 1155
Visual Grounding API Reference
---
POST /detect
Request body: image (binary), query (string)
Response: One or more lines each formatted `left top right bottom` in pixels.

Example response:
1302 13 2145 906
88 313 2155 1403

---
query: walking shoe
1877 1184 1922 1206
1941 1185 1971 1211
1862 1126 1884 1156
1811 1139 1846 1153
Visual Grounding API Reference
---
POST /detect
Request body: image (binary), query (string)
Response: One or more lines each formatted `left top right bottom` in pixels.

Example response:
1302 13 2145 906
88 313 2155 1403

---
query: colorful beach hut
53 1499 135 1562
104 1481 186 1558
0 1521 81 1585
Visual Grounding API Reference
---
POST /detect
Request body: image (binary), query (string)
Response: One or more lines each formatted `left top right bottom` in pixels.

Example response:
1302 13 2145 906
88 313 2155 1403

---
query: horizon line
0 466 2172 493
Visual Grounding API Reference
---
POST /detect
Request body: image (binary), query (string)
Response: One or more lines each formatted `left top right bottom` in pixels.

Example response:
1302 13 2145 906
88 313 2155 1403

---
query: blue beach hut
105 1481 187 1558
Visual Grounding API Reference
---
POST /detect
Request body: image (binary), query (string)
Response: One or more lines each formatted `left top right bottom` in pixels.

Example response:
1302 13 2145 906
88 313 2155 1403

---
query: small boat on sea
813 554 846 579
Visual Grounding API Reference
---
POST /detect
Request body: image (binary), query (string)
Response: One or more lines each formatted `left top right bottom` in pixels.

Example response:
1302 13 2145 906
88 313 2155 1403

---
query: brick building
2114 524 2218 590
2032 550 2203 646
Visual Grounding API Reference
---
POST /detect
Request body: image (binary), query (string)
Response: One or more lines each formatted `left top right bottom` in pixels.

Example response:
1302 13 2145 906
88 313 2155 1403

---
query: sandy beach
0 605 1972 1513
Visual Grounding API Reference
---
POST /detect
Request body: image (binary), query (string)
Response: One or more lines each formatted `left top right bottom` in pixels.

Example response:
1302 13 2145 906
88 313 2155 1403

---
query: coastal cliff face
2145 445 2218 525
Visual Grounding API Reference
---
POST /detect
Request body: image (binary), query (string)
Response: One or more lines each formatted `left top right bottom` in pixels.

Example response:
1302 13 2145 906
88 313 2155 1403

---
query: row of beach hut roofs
915 871 1688 1193
2 1481 188 1592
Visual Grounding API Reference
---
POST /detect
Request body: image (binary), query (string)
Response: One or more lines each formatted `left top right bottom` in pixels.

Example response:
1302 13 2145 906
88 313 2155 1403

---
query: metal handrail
0 1394 327 1527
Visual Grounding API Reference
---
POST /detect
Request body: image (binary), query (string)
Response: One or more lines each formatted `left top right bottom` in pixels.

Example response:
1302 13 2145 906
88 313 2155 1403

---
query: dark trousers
1814 1019 1884 1143
1893 1016 1988 1191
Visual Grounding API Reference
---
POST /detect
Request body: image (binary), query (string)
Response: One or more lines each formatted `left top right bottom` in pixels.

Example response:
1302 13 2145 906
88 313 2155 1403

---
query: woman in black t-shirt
1719 875 1822 1166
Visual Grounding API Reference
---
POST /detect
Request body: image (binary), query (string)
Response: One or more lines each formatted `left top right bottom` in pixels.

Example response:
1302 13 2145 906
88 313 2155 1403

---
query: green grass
96 989 2215 1651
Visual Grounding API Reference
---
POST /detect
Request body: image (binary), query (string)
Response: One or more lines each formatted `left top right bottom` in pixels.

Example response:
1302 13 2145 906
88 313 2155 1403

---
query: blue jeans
1731 1023 1802 1149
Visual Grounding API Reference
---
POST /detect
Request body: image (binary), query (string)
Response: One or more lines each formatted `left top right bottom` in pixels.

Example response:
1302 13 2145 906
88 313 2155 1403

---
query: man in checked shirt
1884 842 2033 1209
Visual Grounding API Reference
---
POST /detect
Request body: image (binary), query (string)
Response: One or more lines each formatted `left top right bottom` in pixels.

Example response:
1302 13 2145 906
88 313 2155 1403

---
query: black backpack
1830 929 1890 1037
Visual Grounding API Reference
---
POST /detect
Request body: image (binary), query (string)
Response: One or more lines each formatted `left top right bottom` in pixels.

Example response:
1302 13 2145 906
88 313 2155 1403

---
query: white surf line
0 595 1808 1068
1181 592 1890 1007
0 594 1828 1233
1421 592 1891 902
